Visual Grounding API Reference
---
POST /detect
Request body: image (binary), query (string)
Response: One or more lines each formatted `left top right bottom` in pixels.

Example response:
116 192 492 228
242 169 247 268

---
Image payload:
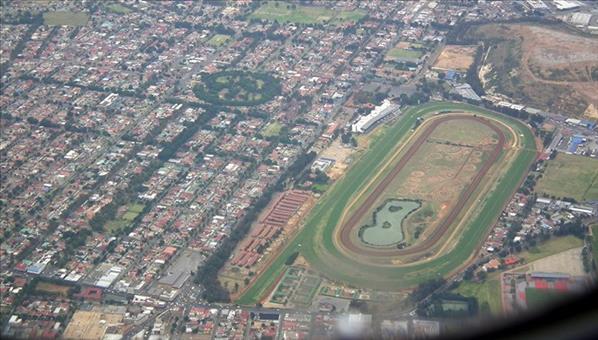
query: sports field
525 287 569 309
535 153 598 202
385 48 423 61
249 2 365 25
237 102 536 305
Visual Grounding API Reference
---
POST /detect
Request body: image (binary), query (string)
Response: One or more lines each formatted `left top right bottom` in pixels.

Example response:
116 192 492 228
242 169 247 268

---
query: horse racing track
339 114 506 259
238 102 537 304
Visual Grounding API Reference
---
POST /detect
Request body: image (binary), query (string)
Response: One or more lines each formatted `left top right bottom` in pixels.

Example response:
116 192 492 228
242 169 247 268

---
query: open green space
105 219 128 234
105 203 145 234
385 48 423 61
193 70 280 106
535 153 598 202
249 2 365 25
311 183 330 193
106 3 131 14
237 102 536 305
206 34 232 47
452 275 502 314
329 9 367 25
43 11 89 26
262 121 283 137
519 235 584 263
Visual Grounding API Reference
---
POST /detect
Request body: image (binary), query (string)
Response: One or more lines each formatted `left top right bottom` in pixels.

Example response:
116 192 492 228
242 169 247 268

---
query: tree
285 252 299 265
410 278 446 302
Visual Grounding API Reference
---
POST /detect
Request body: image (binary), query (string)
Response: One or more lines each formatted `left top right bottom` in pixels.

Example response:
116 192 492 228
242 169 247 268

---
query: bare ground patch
433 45 478 72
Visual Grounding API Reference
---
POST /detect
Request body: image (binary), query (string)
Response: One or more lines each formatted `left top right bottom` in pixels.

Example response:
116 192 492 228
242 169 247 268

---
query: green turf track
237 102 536 305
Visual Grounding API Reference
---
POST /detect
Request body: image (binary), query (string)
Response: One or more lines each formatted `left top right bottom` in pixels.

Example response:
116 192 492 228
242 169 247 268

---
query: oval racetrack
338 115 506 257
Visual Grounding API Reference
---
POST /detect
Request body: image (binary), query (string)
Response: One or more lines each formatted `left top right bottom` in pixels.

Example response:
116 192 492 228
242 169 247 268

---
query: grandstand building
351 100 400 134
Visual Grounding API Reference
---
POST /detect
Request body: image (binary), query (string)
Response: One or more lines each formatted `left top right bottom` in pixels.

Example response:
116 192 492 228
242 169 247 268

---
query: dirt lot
433 45 478 72
583 104 598 120
320 139 356 180
63 308 123 340
469 23 598 117
35 282 70 296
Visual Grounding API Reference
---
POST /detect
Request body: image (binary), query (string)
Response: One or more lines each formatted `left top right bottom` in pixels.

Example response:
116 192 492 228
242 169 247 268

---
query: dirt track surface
338 115 506 257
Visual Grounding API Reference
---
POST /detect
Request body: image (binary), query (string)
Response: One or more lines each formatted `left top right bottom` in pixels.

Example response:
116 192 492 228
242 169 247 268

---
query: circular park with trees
193 70 281 106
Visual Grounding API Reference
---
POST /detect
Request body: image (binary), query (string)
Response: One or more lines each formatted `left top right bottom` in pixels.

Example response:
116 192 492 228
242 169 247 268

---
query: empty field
522 247 585 276
43 11 89 26
35 282 71 296
535 153 598 202
433 45 477 72
518 236 584 264
63 308 123 340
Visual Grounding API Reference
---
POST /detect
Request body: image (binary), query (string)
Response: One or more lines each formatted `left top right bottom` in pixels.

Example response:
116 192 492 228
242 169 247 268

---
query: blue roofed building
444 70 457 81
567 135 585 153
580 120 596 130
